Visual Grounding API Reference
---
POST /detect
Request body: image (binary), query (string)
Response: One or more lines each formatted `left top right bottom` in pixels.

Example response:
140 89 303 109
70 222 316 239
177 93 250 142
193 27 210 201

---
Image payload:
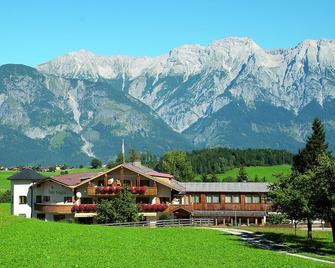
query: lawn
0 204 332 268
0 168 106 192
235 226 335 262
195 164 291 182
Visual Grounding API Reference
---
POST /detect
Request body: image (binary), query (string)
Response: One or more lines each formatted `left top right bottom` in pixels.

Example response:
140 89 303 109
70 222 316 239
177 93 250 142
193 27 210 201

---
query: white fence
99 218 214 227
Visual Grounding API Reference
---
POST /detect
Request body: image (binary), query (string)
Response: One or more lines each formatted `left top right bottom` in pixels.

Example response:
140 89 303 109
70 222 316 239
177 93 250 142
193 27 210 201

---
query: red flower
139 186 147 194
71 205 79 213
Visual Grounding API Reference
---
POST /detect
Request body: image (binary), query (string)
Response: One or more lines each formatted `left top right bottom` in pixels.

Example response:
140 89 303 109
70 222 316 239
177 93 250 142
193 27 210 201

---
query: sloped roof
8 169 47 181
52 172 103 186
75 163 183 192
123 162 174 179
180 182 269 193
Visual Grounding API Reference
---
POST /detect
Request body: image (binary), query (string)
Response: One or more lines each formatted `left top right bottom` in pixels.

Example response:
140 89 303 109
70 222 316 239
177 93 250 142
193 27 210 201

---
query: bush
268 213 289 224
0 190 11 203
158 213 172 220
96 190 140 224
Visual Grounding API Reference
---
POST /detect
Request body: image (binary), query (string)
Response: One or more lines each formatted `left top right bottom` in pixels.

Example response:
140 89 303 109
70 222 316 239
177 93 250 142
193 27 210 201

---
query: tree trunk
307 218 313 240
294 221 298 236
331 219 335 243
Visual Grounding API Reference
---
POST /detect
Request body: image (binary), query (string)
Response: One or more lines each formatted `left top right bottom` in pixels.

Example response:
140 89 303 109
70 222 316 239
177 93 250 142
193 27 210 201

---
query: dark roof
8 169 47 181
52 172 103 186
180 182 269 193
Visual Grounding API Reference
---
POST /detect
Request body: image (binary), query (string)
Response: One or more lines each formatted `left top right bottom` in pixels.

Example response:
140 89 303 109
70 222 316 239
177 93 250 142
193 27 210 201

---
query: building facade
9 162 270 225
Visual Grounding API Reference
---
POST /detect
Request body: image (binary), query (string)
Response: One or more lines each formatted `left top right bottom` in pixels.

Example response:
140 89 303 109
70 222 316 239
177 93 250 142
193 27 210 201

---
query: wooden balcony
192 203 268 211
87 186 157 197
34 203 73 214
166 203 268 213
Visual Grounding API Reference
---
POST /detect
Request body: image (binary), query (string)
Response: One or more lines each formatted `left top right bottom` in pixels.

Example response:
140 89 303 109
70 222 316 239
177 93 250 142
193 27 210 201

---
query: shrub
0 190 11 203
158 213 172 220
268 213 289 224
96 190 140 224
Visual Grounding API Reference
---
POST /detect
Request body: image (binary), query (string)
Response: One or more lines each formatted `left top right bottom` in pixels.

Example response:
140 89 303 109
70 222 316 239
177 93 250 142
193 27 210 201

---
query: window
212 195 220 203
36 195 42 203
225 194 232 203
253 195 260 204
19 196 27 204
232 194 240 204
185 195 191 205
124 179 131 186
245 195 252 204
206 195 212 203
193 194 200 204
64 196 72 203
43 196 50 202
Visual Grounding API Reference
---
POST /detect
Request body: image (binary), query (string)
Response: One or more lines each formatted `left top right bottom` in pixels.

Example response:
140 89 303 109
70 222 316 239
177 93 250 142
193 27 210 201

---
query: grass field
195 164 292 182
235 226 335 262
0 168 106 192
0 204 332 268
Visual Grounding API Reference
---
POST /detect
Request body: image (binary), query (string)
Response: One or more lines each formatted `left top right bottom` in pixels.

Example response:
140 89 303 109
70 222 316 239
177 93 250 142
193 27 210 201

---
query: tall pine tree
237 166 248 182
292 118 329 174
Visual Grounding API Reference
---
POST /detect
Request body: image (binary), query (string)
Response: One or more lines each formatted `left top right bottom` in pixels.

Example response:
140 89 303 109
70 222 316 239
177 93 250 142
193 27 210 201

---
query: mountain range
1 37 335 165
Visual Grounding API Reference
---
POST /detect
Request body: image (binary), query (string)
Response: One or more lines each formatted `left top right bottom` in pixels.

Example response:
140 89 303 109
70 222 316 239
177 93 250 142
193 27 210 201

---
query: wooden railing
99 218 214 227
34 203 73 214
166 203 268 212
192 203 268 211
87 186 157 197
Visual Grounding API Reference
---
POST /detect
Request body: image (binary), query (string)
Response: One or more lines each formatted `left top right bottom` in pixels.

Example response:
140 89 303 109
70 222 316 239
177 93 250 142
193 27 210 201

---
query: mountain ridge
0 37 335 165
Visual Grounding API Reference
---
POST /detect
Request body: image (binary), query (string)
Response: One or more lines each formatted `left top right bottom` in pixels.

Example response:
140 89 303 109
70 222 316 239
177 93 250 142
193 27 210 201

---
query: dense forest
187 148 292 174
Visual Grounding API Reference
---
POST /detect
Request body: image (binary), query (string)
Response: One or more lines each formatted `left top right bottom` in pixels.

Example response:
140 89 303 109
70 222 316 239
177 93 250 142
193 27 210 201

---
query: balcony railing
34 203 73 214
166 203 268 212
87 186 157 197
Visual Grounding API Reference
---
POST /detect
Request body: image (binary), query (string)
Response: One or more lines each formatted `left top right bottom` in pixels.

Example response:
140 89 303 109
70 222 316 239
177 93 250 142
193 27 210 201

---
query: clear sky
1 0 335 66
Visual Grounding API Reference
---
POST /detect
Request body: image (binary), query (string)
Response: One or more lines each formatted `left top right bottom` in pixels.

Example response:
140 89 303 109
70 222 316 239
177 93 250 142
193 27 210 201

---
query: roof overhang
74 164 181 192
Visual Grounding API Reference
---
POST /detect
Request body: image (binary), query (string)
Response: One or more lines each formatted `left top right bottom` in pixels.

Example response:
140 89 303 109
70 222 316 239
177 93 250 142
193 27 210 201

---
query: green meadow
195 164 292 182
0 203 332 268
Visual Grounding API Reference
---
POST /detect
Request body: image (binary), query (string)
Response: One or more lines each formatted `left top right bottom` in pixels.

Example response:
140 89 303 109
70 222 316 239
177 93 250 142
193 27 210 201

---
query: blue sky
1 0 335 66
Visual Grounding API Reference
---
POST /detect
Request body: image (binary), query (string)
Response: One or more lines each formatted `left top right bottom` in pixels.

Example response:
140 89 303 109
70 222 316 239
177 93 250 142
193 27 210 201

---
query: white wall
34 181 73 204
11 180 33 218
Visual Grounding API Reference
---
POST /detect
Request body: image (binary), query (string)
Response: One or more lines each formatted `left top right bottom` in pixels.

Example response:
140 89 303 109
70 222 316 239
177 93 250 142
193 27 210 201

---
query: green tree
210 174 220 182
91 158 102 169
269 173 317 238
237 166 248 182
128 148 140 163
292 118 329 174
160 150 194 181
96 189 139 224
313 153 335 243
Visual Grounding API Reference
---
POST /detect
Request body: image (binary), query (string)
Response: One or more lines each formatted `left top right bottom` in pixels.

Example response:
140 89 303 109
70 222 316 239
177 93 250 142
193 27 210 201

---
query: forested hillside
187 148 292 174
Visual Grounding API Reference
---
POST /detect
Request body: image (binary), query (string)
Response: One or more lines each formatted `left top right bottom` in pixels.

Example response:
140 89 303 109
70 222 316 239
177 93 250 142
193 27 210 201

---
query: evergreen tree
128 148 140 163
237 166 248 182
293 118 328 174
210 174 220 182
